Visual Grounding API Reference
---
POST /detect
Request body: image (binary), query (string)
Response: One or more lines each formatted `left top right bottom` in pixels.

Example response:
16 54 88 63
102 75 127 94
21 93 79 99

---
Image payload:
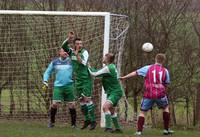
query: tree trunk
26 60 30 116
9 83 15 115
185 97 190 127
133 95 138 127
193 89 196 126
170 100 177 126
195 84 200 125
0 88 2 115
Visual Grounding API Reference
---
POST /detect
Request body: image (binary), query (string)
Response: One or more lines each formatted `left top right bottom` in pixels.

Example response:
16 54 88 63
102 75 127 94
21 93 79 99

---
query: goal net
0 10 129 126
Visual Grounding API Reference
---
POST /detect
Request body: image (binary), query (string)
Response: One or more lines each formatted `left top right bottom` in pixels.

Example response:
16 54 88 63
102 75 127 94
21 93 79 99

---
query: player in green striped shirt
62 32 96 130
89 53 123 133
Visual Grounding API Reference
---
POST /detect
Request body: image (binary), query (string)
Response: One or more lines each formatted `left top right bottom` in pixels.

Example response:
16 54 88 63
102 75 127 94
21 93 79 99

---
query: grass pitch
0 120 200 137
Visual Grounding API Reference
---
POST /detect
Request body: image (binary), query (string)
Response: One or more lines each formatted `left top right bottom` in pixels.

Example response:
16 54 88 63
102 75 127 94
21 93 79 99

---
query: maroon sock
163 112 170 130
137 116 145 132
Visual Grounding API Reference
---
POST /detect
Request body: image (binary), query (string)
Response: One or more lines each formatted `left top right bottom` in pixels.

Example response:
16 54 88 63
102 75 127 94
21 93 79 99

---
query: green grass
1 89 47 113
0 120 200 137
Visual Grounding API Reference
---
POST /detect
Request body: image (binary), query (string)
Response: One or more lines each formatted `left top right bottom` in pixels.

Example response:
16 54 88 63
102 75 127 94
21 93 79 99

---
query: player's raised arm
61 31 75 55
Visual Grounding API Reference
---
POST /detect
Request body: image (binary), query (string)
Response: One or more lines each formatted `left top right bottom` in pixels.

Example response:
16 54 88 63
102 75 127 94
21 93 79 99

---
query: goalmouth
0 10 129 127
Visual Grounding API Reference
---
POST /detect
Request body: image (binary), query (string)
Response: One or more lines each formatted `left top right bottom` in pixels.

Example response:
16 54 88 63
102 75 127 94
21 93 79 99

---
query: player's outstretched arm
119 71 137 81
88 66 110 77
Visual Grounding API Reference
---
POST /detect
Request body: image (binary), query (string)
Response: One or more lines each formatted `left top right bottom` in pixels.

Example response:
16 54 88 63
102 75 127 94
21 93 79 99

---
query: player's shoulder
52 57 60 64
141 64 152 70
108 63 115 68
66 57 72 64
107 63 116 71
163 67 169 73
81 48 88 54
146 64 153 68
136 64 151 73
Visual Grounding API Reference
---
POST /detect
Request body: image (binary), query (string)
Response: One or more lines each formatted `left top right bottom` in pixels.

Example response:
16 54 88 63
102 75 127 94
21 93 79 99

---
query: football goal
0 10 129 127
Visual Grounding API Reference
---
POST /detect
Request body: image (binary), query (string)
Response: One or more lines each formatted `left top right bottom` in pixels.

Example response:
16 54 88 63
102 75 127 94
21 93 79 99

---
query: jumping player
61 32 96 130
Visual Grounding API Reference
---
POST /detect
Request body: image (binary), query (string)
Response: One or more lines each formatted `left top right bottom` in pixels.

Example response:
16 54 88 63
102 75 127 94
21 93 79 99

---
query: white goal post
0 10 129 127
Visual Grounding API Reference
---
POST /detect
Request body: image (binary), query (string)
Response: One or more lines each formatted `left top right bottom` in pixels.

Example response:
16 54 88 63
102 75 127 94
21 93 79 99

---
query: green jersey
62 39 91 81
62 39 92 98
89 64 123 95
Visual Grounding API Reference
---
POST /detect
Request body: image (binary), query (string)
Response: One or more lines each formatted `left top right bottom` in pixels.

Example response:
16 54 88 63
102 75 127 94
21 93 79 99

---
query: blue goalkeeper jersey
43 57 73 87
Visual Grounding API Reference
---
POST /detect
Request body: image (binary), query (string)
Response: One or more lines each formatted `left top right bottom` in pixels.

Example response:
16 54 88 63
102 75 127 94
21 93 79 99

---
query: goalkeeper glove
42 81 48 92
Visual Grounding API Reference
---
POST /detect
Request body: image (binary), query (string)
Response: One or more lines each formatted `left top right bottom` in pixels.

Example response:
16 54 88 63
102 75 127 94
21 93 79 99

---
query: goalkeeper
88 53 123 133
42 48 77 128
61 32 96 130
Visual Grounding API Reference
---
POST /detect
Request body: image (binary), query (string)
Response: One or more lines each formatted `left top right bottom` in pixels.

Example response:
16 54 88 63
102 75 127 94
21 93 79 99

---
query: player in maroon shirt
120 53 173 135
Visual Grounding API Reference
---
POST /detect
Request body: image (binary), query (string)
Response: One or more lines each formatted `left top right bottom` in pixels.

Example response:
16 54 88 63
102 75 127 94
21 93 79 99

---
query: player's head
59 48 68 59
155 53 166 64
74 38 83 50
103 53 115 64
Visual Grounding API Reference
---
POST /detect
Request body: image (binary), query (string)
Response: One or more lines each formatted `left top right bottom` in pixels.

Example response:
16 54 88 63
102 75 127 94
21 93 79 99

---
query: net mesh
0 12 129 123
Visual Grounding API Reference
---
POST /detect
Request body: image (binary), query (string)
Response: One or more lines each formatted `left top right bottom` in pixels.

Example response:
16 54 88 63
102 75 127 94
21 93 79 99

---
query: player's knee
109 107 115 114
111 112 117 117
102 106 106 112
52 103 59 108
79 98 84 103
110 111 115 115
139 111 146 117
163 105 169 112
103 102 112 112
84 97 91 103
68 102 75 109
103 104 109 112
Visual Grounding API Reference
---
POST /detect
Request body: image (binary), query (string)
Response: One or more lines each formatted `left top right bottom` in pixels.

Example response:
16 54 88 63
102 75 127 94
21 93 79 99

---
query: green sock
105 112 112 129
112 115 121 129
87 103 95 122
81 104 90 121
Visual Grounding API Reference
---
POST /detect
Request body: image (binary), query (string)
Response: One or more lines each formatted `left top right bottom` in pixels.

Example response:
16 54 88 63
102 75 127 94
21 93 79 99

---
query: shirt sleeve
89 66 110 77
43 62 54 82
136 65 151 77
61 39 72 55
164 69 170 84
81 50 89 66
